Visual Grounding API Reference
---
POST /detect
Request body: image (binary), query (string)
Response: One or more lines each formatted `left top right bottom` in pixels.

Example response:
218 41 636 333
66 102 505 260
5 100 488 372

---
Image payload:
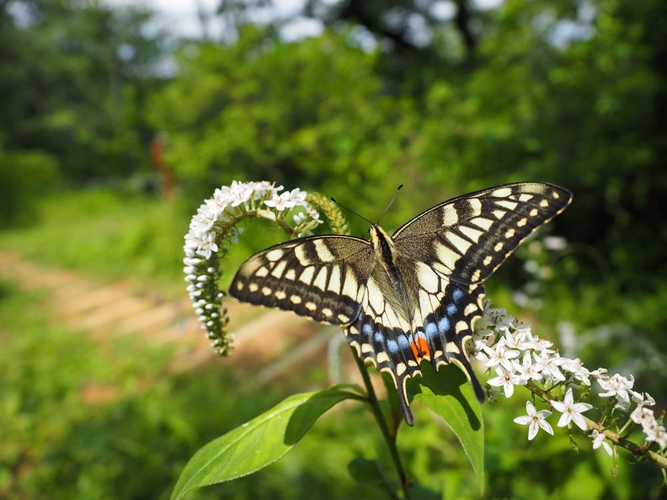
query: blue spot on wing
446 303 457 316
438 317 451 333
363 324 373 336
397 335 410 349
425 322 438 339
452 289 464 303
374 332 383 343
387 339 399 353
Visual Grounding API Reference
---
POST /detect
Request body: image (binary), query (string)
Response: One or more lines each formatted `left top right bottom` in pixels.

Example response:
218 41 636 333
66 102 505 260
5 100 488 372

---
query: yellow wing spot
290 295 302 304
305 302 317 311
299 267 315 284
491 187 513 198
445 342 461 354
266 248 284 261
496 199 519 211
270 261 287 278
321 308 333 317
261 287 272 296
482 255 493 266
448 231 473 255
504 228 516 239
275 290 287 300
337 313 351 323
376 352 390 364
494 241 504 252
395 362 407 376
235 282 244 291
312 267 329 291
539 199 550 208
492 209 506 219
294 245 312 265
471 217 494 231
467 198 483 216
313 240 337 262
285 269 296 280
255 266 269 278
249 283 259 293
516 217 528 227
455 320 469 333
529 208 539 217
361 343 374 354
518 194 535 202
464 303 479 316
459 224 484 243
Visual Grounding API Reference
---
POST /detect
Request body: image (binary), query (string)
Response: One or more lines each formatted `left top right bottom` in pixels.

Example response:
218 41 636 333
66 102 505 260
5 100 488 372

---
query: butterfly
229 182 572 425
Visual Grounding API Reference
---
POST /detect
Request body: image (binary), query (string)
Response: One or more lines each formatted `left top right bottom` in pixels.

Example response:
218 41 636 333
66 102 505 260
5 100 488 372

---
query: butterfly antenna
376 184 403 225
330 196 374 226
331 184 403 226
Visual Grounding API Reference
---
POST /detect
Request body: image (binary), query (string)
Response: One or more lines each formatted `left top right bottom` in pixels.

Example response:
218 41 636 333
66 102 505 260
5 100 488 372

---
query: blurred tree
0 0 169 184
148 27 418 223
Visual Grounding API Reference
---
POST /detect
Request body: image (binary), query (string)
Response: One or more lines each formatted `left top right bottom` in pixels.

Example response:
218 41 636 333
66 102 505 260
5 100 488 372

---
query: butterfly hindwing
230 235 374 325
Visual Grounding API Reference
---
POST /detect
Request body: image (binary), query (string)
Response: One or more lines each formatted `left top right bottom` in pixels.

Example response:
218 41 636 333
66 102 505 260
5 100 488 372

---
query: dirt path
0 251 338 385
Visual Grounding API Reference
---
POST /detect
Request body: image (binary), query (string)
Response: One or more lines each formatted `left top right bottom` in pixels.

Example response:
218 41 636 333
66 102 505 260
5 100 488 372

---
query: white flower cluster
183 181 323 354
474 304 665 453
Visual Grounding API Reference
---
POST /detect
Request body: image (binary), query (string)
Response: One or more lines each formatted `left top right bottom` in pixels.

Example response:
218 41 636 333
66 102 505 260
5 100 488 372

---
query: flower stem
351 346 412 500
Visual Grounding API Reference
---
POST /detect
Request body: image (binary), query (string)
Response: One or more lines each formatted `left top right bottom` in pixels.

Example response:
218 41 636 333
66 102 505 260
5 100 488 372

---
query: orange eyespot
410 333 431 360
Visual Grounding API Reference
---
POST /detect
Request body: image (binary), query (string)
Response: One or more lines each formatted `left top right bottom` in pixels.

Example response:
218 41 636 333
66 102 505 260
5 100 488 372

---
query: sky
106 0 325 41
104 0 506 42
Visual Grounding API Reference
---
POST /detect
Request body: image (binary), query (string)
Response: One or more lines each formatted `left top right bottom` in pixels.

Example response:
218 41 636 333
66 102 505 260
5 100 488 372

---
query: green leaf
171 388 360 500
413 364 485 491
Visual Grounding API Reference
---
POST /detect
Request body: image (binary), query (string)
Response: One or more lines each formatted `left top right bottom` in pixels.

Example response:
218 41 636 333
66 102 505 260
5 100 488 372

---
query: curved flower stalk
473 303 667 470
182 181 347 355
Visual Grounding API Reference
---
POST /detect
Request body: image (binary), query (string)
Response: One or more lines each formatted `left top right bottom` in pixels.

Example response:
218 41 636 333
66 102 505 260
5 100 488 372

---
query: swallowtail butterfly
230 183 572 425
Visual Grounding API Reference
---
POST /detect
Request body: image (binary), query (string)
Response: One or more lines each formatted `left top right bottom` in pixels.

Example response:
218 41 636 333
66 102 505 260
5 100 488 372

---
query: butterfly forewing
392 183 572 284
230 235 374 325
229 182 572 426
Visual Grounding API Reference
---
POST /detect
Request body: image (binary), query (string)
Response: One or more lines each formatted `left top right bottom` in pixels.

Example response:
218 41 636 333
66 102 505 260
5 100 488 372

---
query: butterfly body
230 183 572 425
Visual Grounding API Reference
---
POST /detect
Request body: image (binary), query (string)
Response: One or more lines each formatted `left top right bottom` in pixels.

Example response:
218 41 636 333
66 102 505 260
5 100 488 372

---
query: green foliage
148 28 418 220
0 149 59 227
0 0 166 183
0 188 190 294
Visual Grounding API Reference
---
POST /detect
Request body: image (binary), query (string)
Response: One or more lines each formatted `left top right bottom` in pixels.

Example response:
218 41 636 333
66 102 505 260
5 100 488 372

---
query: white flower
645 425 667 449
532 352 566 383
590 429 613 457
483 340 520 372
197 232 219 259
264 191 297 211
229 180 253 207
550 388 593 431
560 357 591 385
598 373 635 404
630 406 656 430
487 366 524 398
514 401 554 440
514 351 543 382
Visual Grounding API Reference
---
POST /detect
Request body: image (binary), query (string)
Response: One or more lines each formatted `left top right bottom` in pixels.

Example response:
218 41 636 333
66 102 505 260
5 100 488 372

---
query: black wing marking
230 235 374 325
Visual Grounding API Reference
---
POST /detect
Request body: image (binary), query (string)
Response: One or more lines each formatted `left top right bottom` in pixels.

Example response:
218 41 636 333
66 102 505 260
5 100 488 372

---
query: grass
0 278 401 499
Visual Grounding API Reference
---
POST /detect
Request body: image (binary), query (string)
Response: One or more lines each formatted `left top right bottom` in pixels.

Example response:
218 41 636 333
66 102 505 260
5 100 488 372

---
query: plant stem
351 346 412 500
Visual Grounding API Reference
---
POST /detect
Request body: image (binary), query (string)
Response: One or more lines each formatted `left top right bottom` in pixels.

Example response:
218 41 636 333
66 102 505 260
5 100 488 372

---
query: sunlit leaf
413 364 485 491
171 387 361 500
